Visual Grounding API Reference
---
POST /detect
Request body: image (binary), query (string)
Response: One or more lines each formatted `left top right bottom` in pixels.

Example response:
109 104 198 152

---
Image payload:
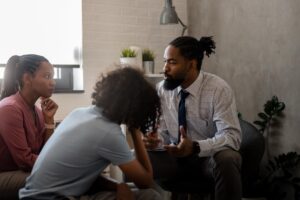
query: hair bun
199 36 216 57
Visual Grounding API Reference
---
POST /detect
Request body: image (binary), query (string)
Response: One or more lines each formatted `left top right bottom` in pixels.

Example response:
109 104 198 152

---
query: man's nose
163 63 169 73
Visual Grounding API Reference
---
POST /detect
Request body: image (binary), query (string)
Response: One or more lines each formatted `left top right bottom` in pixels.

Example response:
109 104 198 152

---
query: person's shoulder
0 97 23 124
202 71 232 90
203 71 226 83
0 94 16 103
65 106 105 125
60 106 94 125
72 106 91 113
73 106 120 130
0 95 20 111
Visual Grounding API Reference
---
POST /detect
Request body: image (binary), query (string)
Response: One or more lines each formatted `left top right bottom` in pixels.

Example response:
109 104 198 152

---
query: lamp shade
159 0 187 36
160 2 178 24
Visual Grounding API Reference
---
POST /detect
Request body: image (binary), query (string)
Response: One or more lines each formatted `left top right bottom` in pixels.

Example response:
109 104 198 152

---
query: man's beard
163 77 184 90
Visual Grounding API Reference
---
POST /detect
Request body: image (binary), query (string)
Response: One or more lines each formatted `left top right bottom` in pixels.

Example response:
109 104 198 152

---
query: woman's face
29 61 56 98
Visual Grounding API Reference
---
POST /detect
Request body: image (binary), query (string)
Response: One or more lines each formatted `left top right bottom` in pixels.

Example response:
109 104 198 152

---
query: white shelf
145 74 164 87
145 73 164 78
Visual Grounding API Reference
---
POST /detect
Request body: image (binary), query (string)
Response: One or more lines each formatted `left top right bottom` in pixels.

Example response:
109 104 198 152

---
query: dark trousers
0 170 29 200
148 149 242 200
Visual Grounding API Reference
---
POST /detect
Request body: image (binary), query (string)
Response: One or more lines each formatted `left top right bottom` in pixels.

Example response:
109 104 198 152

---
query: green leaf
264 105 273 116
276 103 285 113
258 112 269 120
121 48 137 57
272 96 279 103
237 112 242 119
142 48 155 61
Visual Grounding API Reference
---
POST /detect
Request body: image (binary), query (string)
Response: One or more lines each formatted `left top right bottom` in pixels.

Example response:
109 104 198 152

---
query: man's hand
116 183 135 200
142 131 162 150
164 126 193 157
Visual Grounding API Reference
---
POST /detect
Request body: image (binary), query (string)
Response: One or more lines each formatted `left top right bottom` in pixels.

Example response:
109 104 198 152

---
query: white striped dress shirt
157 71 242 157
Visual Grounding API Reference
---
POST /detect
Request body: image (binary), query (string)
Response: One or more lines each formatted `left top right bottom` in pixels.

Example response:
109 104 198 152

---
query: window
0 0 83 93
53 65 83 93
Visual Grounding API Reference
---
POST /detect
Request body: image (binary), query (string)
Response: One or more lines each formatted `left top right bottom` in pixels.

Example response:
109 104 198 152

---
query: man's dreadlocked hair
92 67 161 134
169 36 216 70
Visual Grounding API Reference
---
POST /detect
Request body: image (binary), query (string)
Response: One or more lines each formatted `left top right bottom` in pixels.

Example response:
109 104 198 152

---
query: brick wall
53 0 188 120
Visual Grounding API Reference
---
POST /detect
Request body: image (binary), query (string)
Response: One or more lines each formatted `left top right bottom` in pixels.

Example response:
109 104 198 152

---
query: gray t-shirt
19 106 134 199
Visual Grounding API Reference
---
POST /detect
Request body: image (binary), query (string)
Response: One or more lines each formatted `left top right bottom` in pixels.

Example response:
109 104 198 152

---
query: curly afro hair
92 67 161 134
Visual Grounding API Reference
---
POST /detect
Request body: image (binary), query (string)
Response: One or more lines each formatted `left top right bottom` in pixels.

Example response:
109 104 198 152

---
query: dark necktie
178 90 189 143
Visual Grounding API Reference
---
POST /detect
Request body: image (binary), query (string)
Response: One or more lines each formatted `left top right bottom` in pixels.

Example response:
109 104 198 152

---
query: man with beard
143 36 242 200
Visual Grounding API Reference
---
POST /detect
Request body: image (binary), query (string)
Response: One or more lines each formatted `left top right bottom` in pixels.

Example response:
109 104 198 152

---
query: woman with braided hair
0 54 58 200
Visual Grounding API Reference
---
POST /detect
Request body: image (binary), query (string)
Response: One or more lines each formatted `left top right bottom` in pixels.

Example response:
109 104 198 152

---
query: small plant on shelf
121 48 137 58
142 48 155 61
142 48 155 74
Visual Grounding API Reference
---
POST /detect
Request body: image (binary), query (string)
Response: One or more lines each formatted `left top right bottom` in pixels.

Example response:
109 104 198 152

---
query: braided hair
169 36 216 70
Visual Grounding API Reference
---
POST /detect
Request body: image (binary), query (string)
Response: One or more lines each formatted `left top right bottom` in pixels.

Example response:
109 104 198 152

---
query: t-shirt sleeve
97 125 134 166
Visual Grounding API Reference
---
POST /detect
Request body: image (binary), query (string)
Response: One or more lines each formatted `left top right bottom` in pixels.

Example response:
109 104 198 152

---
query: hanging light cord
178 17 187 36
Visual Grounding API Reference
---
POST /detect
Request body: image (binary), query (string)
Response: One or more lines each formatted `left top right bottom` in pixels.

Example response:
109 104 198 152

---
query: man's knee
213 149 242 170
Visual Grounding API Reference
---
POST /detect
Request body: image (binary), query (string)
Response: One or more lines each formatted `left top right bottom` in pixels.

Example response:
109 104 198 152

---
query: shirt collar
177 71 204 97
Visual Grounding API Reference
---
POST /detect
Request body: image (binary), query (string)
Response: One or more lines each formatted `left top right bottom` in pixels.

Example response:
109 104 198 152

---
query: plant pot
120 57 138 67
143 61 154 74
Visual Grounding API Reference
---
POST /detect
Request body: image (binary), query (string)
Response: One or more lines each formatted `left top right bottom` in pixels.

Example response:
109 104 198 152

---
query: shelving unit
145 73 164 87
145 73 164 78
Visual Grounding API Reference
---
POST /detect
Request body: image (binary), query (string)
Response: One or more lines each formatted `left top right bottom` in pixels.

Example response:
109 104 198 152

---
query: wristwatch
192 141 200 154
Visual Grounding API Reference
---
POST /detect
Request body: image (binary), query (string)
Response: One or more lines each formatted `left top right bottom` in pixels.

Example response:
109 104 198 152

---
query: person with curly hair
143 36 242 200
20 67 162 200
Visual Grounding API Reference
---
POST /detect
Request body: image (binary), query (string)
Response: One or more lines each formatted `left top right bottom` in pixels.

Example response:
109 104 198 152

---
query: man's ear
189 59 197 69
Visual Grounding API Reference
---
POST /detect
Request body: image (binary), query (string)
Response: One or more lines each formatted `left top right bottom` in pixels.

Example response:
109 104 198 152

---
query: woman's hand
40 97 58 123
116 183 135 200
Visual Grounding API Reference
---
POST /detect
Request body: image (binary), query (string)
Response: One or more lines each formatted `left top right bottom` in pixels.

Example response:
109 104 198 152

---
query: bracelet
192 141 201 155
45 123 55 129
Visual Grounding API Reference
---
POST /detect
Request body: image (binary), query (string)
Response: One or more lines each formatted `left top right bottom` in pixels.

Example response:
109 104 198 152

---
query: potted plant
262 152 300 200
253 96 285 159
142 48 155 74
253 96 300 200
120 48 138 67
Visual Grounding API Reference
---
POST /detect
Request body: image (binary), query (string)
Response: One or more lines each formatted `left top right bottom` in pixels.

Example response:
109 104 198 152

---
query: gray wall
188 0 300 156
